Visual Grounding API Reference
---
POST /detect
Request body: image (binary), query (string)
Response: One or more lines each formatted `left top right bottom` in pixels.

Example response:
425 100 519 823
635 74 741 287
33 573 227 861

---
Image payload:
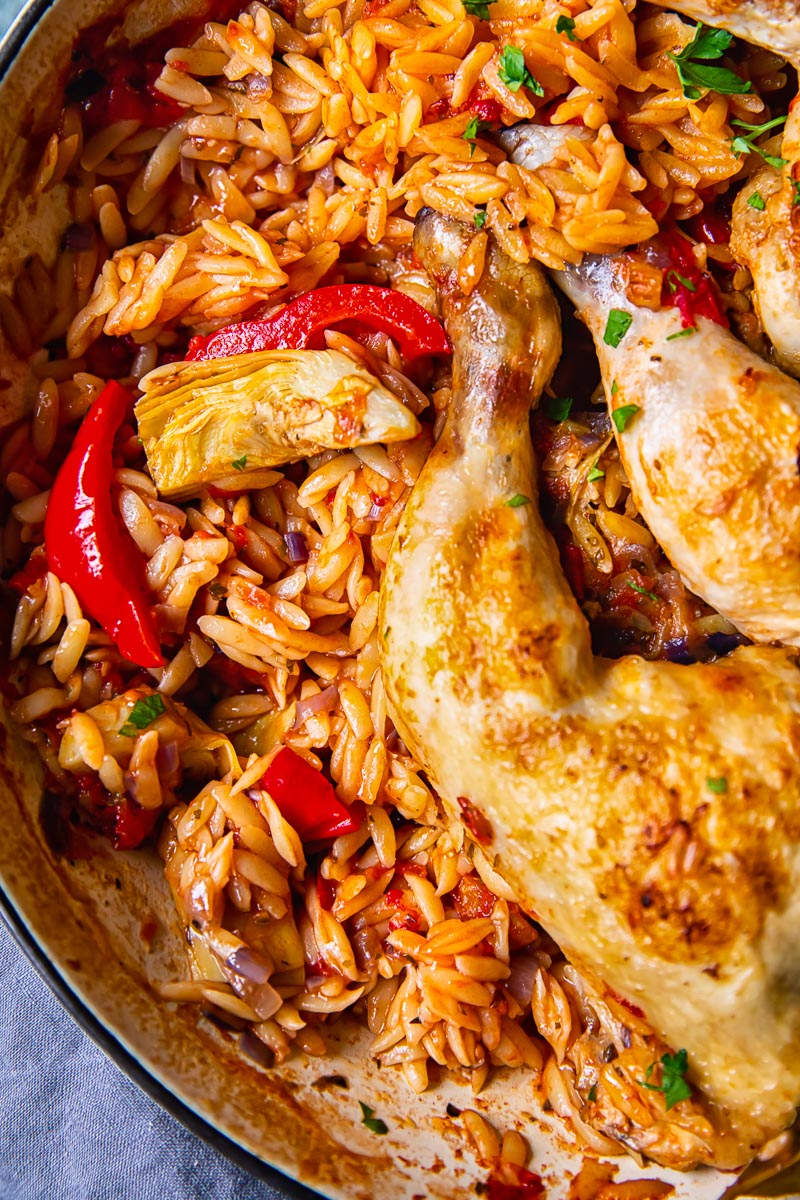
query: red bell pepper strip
112 798 161 851
44 380 164 669
260 746 359 842
659 229 728 330
186 284 451 364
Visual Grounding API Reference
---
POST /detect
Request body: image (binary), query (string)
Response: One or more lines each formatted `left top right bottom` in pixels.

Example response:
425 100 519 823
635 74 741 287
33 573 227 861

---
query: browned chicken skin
380 211 800 1170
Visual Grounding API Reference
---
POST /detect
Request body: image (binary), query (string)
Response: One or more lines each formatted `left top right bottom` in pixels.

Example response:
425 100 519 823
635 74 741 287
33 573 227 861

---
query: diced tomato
317 873 336 911
8 553 48 595
83 59 186 132
457 796 493 844
426 81 502 124
487 1167 546 1200
453 873 496 919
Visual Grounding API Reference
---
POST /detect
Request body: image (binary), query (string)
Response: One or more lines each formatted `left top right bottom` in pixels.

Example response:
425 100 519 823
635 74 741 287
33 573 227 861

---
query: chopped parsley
498 45 544 96
507 493 532 507
556 14 579 40
626 579 659 603
612 404 640 433
208 582 227 599
587 1084 597 1102
359 1101 389 1134
792 180 800 206
706 776 728 794
731 115 788 171
666 270 697 294
463 116 493 156
747 191 766 211
474 208 487 229
120 693 166 737
587 462 604 483
610 379 619 396
642 1049 692 1110
463 0 491 17
231 455 248 471
668 23 751 101
666 326 697 341
545 395 574 422
603 309 633 348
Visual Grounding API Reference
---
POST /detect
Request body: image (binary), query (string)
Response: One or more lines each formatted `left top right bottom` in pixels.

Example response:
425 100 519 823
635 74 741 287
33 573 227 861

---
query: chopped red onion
156 738 180 783
367 503 384 521
63 222 94 252
284 531 309 563
226 945 273 985
180 155 197 187
250 981 283 1021
352 926 381 972
293 684 338 729
239 1028 274 1067
505 955 541 1006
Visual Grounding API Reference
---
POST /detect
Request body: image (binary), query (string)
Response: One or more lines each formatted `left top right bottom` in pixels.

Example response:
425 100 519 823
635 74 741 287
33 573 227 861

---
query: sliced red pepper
260 746 359 842
186 284 451 364
112 798 161 851
658 229 728 330
44 380 164 669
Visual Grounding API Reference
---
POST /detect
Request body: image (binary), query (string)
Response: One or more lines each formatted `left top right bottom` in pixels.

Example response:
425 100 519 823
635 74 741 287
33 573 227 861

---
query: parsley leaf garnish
556 14 579 40
463 0 491 17
731 115 788 170
231 455 248 471
747 191 766 211
498 45 544 96
587 462 604 482
463 116 493 156
666 326 697 341
706 776 728 794
666 270 697 294
668 23 751 101
587 1084 597 1102
610 379 619 396
120 693 166 737
359 1101 389 1134
642 1049 692 1110
626 578 659 603
474 208 487 229
603 309 633 348
792 180 800 206
546 395 574 422
507 493 532 507
612 404 640 433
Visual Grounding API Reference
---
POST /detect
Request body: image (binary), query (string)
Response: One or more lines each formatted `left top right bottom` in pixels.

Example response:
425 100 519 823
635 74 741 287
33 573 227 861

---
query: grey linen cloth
0 1 295 1196
0 921 292 1200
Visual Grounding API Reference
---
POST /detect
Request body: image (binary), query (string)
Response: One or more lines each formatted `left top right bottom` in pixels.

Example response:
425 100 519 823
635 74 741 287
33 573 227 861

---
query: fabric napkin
0 916 293 1200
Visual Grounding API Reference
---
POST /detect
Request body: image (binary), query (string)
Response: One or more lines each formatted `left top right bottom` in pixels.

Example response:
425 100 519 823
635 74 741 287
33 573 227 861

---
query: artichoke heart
135 348 421 499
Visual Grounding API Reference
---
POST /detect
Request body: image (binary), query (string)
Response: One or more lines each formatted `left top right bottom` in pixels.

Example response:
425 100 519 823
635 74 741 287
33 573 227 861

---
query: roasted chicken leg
554 251 800 647
730 104 800 379
380 210 800 1168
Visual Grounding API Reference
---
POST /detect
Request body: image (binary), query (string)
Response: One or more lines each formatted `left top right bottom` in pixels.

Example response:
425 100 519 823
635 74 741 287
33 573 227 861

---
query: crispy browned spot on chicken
380 210 800 1170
